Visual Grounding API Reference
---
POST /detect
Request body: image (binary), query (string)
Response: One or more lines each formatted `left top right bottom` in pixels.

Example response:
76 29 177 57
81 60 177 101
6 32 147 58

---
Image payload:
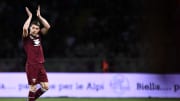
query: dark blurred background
0 0 179 73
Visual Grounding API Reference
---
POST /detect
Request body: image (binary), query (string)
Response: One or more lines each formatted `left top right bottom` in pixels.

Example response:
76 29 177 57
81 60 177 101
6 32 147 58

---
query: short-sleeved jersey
23 34 45 64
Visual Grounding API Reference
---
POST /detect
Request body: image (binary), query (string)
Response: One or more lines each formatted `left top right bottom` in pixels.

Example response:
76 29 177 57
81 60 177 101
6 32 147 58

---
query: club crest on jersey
33 39 40 46
32 78 36 83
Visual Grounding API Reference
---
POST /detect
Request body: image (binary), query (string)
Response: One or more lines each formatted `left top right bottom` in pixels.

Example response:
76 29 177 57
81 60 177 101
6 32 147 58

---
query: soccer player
22 5 50 101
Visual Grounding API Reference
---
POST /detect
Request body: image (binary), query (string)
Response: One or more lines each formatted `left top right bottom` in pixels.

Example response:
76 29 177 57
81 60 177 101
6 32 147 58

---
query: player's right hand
36 5 41 18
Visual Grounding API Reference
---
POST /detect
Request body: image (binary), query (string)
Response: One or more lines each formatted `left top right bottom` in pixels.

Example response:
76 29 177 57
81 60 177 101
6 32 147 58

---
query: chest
28 35 42 46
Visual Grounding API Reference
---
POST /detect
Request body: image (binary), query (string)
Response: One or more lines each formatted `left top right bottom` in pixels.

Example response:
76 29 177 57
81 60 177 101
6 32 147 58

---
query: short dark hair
31 20 41 27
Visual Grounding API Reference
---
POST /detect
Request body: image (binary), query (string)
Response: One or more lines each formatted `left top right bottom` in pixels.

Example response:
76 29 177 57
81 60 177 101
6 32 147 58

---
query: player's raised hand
37 5 41 18
25 7 32 17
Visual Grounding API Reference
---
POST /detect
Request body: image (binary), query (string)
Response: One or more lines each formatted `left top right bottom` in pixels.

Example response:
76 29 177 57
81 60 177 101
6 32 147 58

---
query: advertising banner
0 73 180 98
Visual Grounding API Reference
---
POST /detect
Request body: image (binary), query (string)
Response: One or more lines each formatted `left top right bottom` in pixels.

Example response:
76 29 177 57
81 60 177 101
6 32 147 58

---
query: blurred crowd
0 0 143 58
0 0 148 72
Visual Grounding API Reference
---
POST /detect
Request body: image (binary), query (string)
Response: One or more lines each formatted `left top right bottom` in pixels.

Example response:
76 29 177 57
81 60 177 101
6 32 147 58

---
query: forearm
38 16 50 29
23 16 32 30
22 16 32 37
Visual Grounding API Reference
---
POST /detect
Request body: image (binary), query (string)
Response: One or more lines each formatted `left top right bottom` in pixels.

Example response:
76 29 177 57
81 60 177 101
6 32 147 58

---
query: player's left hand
37 5 41 18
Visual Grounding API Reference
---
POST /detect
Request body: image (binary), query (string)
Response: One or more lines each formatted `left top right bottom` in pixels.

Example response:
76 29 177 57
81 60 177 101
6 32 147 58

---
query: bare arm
23 7 32 37
37 5 51 35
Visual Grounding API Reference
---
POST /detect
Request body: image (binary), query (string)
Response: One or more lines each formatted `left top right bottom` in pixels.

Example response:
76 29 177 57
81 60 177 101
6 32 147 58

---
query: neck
30 33 39 37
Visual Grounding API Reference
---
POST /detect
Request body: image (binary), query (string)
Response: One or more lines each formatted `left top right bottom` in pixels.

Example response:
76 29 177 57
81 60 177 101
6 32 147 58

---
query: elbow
47 25 51 30
44 25 50 31
22 29 28 37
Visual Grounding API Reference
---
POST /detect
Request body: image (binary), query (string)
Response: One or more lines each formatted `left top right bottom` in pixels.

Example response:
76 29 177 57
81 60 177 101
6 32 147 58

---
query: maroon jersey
23 34 45 64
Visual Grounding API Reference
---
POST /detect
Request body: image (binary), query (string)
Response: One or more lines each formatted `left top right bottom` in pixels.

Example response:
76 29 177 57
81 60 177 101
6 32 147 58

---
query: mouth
31 32 36 34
